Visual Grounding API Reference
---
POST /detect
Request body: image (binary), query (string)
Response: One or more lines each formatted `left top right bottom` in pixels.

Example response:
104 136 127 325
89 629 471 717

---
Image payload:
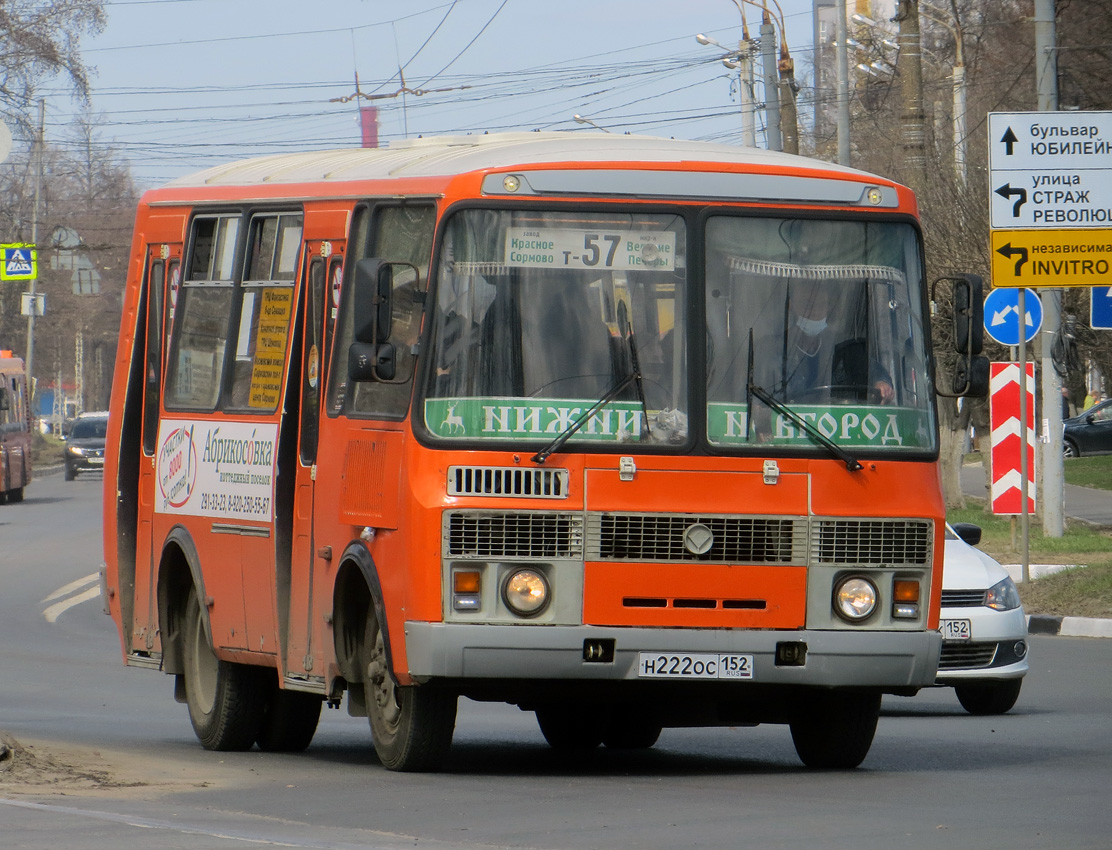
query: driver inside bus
772 279 894 405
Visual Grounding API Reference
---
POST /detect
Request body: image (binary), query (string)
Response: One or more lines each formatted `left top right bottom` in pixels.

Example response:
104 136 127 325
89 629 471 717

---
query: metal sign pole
1018 288 1030 583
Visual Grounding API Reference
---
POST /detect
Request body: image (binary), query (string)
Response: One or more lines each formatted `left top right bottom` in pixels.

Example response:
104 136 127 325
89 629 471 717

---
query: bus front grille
586 514 806 563
444 511 584 559
811 519 933 566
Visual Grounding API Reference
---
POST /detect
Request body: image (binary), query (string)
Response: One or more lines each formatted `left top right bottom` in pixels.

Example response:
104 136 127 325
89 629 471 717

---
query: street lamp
696 32 757 147
709 0 799 154
572 114 611 133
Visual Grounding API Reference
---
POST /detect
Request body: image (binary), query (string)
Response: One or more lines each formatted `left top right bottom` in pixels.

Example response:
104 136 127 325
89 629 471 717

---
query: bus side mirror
933 274 989 398
353 259 395 345
951 274 984 356
348 342 396 382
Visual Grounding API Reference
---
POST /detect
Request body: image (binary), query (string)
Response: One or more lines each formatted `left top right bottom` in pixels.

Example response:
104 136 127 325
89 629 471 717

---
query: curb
1028 614 1112 638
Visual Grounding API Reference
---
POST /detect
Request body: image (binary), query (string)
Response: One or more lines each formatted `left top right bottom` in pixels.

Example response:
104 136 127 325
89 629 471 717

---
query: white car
935 523 1029 714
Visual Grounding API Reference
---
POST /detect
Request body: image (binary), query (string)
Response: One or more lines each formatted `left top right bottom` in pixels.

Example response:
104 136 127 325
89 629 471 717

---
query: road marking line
43 587 101 623
41 572 99 604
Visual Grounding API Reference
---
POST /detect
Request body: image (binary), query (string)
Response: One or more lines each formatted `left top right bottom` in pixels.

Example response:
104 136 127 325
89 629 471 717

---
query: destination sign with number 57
505 228 675 271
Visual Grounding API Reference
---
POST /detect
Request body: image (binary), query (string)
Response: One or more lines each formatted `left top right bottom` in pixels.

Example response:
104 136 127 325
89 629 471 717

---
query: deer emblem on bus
443 404 465 434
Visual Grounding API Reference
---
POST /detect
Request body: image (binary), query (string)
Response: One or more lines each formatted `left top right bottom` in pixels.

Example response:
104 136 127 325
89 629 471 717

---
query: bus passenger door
135 244 180 653
287 245 342 679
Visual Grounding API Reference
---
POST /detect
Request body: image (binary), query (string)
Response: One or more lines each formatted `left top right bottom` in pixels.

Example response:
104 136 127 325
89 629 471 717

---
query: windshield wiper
746 331 862 472
531 370 640 464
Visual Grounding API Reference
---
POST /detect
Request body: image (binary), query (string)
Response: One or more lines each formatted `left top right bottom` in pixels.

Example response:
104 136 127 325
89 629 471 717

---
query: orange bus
1 349 32 503
101 133 984 771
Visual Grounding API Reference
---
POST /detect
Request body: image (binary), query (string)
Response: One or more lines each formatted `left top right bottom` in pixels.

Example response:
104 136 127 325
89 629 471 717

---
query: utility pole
760 9 782 151
895 0 927 195
1035 0 1065 538
24 100 44 402
835 0 850 165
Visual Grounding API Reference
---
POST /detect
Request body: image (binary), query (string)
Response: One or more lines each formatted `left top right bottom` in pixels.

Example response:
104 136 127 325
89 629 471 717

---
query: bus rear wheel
789 690 881 769
182 587 265 751
362 609 456 771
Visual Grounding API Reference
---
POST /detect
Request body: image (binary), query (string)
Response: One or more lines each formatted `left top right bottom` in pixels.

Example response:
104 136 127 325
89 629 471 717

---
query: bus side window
332 205 434 418
165 215 241 411
142 260 165 455
225 213 302 412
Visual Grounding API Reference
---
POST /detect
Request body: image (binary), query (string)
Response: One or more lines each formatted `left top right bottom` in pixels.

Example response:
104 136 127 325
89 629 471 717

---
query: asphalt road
3 472 1112 849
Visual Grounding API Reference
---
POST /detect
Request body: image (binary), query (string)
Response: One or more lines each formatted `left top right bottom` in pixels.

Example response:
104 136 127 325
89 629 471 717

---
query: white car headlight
985 576 1022 611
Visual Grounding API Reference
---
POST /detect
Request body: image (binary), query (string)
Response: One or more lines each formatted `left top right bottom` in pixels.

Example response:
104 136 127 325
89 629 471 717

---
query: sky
32 0 838 189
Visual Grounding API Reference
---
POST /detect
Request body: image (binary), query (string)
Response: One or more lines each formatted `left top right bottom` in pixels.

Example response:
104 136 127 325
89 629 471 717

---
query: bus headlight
502 568 549 617
834 576 878 622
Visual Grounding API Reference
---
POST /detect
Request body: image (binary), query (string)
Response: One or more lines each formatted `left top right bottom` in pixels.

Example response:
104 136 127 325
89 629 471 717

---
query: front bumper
935 605 1029 683
404 622 942 690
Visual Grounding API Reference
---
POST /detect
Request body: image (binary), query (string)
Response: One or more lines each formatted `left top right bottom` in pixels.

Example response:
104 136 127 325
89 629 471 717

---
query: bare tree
0 1 106 134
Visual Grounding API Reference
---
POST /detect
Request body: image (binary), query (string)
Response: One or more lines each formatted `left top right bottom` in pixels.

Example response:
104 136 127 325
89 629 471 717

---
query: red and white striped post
989 362 1036 515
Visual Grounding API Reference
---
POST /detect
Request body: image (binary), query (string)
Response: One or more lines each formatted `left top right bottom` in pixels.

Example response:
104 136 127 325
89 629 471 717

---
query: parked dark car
64 413 108 480
1063 399 1112 458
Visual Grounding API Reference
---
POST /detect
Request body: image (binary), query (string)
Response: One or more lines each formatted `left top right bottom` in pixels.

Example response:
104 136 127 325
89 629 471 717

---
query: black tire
6 486 23 502
64 464 76 481
955 679 1022 715
790 690 881 769
1063 439 1080 458
182 587 266 751
256 688 323 752
363 608 456 771
601 715 662 750
535 704 604 750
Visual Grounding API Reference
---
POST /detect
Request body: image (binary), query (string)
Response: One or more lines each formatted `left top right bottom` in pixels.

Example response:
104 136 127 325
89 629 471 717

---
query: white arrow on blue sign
1092 286 1112 330
984 287 1043 345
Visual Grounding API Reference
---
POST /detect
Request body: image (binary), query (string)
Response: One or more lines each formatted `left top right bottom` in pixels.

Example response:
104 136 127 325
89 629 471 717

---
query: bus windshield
422 209 934 456
424 209 688 448
705 216 935 455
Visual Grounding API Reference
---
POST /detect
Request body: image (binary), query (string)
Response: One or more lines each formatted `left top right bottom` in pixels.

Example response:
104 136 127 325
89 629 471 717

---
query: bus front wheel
789 690 881 769
182 587 265 751
362 609 456 771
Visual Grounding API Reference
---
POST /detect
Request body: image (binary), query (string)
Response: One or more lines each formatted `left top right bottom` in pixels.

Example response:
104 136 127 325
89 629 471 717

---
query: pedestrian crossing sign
1 244 37 281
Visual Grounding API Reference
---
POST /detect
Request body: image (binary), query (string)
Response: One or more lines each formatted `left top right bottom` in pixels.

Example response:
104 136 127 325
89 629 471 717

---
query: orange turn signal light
893 579 920 603
453 570 481 594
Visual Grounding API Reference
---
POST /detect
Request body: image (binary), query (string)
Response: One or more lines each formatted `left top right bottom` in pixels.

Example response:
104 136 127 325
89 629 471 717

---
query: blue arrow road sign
984 287 1043 345
1093 286 1112 330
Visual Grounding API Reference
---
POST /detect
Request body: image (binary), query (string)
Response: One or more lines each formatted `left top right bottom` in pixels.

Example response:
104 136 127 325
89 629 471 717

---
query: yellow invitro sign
991 228 1112 287
1 243 37 281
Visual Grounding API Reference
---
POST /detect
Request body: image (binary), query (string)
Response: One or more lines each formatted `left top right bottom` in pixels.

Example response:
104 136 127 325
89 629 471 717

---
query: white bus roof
160 132 894 191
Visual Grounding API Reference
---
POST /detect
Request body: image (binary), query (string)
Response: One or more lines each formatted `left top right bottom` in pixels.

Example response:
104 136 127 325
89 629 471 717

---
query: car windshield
71 418 107 439
704 216 936 454
423 209 688 448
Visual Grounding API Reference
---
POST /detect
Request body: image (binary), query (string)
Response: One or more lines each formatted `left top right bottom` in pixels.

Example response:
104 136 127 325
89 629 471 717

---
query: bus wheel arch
157 527 206 676
332 545 457 771
332 546 383 688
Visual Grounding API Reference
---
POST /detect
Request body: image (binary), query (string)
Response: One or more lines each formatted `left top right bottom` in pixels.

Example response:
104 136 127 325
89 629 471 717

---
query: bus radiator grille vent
811 519 933 566
444 511 584 559
340 439 388 517
938 642 998 670
447 466 569 499
587 514 805 563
